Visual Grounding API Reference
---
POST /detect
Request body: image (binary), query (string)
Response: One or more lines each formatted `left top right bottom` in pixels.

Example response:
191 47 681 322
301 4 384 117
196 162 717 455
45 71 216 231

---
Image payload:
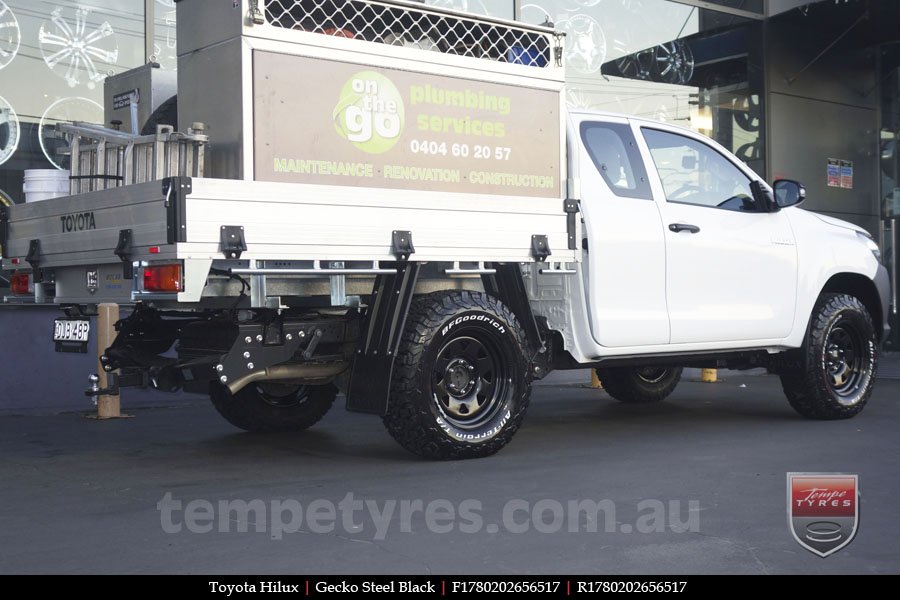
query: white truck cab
565 111 887 358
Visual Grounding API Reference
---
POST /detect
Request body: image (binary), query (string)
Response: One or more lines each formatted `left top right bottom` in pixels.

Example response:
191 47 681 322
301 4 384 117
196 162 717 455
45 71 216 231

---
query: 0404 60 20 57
408 139 513 160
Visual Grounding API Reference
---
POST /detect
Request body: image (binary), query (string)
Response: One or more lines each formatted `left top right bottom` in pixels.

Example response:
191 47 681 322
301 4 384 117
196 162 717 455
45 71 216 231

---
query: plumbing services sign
252 51 561 198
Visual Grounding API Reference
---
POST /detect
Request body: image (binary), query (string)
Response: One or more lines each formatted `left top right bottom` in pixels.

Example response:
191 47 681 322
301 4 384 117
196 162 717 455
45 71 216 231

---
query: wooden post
96 303 120 418
591 370 603 389
701 368 718 383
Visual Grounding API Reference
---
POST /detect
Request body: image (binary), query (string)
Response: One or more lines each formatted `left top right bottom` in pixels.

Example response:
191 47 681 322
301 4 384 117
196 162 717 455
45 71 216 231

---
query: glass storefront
0 0 152 206
0 0 767 197
428 1 766 177
880 42 900 347
520 0 766 178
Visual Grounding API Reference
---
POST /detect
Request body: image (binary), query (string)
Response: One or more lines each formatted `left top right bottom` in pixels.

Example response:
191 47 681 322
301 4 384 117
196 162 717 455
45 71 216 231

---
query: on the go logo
333 71 404 154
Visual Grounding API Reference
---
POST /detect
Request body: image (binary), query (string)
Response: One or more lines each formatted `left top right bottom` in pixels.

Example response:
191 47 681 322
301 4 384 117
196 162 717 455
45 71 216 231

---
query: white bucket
23 169 70 202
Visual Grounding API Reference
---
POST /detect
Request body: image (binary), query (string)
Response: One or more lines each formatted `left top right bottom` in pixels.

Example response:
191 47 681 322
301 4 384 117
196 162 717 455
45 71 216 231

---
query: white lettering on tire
435 409 512 442
440 314 507 337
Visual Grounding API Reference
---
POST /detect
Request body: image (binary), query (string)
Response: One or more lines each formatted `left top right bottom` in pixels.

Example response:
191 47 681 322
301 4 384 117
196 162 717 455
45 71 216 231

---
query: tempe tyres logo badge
333 71 404 154
788 473 859 557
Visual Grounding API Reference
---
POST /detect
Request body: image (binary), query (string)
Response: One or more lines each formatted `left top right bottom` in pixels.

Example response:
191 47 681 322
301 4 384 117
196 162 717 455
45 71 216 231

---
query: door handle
668 223 700 234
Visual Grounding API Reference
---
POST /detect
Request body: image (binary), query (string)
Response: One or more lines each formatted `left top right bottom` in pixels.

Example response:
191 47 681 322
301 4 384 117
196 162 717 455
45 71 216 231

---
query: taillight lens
143 264 182 293
10 271 31 295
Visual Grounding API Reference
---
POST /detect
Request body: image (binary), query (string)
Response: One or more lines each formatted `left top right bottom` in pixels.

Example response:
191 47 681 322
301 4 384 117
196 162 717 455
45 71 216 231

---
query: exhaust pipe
226 362 348 395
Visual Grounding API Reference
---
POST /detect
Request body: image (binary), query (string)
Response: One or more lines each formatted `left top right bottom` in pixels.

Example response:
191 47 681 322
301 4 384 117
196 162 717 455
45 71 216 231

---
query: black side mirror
750 180 778 212
772 179 806 208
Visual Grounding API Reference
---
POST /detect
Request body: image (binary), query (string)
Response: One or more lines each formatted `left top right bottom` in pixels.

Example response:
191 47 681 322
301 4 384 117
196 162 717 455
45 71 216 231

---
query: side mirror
772 179 806 208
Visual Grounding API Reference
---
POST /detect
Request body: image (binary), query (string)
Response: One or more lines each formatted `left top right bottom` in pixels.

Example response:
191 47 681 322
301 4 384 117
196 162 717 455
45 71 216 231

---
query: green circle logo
333 71 405 154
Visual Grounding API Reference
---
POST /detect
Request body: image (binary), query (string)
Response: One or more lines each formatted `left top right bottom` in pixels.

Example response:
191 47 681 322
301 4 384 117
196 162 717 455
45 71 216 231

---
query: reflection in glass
39 97 103 170
425 0 514 20
39 6 120 88
0 95 19 167
699 0 763 14
652 40 693 85
522 0 765 178
559 14 606 75
0 1 21 70
153 8 177 70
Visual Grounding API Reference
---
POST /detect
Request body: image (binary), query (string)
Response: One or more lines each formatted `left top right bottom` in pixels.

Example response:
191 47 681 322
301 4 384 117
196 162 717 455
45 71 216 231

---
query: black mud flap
345 262 420 415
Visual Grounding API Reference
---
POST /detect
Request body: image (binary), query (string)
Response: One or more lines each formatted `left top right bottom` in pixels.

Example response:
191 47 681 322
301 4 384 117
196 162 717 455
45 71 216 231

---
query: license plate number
53 319 91 343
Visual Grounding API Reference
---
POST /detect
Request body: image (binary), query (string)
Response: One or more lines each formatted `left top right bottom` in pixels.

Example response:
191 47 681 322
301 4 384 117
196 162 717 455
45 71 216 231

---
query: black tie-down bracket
114 229 133 279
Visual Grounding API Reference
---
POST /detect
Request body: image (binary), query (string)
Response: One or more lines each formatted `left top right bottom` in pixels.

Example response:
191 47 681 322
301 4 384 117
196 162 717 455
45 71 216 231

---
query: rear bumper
874 263 892 340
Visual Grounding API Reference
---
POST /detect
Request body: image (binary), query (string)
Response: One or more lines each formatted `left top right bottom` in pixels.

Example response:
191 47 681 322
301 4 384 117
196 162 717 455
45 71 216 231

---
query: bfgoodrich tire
383 291 531 460
780 293 877 419
210 382 337 432
595 366 683 403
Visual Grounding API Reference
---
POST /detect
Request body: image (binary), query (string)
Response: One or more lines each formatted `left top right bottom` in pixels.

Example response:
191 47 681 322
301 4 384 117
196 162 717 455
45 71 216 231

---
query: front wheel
210 382 337 432
383 291 531 460
595 366 683 403
780 293 877 419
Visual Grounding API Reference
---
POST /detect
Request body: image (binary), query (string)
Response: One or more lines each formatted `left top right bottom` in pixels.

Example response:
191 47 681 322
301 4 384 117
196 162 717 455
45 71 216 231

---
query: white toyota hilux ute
564 111 889 425
0 0 890 459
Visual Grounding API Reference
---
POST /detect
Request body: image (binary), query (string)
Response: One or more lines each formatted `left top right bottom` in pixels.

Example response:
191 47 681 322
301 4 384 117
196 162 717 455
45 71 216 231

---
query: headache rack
58 122 208 195
263 0 558 67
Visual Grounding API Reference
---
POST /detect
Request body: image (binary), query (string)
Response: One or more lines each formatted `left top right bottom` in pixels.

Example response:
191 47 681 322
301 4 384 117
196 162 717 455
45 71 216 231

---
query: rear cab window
580 122 652 200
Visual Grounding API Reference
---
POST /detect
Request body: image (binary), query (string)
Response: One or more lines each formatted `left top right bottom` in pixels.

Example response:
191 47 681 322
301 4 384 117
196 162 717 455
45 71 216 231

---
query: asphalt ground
1 370 898 574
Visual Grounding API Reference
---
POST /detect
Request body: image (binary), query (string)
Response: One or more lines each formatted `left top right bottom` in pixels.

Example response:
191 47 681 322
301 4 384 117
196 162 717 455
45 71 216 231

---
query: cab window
642 128 758 212
581 122 652 200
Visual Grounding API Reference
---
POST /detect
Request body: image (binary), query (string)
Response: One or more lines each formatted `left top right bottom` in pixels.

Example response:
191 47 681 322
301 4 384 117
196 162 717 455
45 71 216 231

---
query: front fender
785 209 882 348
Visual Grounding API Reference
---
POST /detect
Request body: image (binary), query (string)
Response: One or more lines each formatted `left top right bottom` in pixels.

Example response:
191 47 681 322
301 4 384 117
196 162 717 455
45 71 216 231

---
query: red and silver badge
787 473 859 557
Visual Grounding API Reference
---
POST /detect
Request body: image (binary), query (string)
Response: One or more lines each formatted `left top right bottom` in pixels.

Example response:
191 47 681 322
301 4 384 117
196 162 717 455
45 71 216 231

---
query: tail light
10 271 31 296
143 263 182 293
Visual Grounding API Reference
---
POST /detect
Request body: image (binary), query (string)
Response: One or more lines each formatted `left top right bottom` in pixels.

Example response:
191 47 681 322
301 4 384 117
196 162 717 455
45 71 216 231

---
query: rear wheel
383 290 531 460
210 381 337 432
780 293 877 419
595 366 683 403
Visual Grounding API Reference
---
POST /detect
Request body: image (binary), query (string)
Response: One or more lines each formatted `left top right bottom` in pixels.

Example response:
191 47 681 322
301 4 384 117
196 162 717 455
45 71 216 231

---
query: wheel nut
243 351 250 359
244 336 252 344
219 375 228 383
216 364 224 372
256 334 263 342
247 362 254 370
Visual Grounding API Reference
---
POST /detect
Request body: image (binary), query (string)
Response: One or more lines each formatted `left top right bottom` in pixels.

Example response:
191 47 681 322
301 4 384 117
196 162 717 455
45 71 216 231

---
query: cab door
638 125 798 344
578 118 670 347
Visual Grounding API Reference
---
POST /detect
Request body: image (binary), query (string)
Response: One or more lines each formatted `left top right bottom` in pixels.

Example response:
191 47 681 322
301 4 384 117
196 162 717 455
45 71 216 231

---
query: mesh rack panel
263 0 555 68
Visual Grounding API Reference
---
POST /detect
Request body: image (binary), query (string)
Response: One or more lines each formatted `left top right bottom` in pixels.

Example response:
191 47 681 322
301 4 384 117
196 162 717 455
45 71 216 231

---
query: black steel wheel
383 290 531 460
210 382 337 432
431 335 509 431
781 293 877 419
